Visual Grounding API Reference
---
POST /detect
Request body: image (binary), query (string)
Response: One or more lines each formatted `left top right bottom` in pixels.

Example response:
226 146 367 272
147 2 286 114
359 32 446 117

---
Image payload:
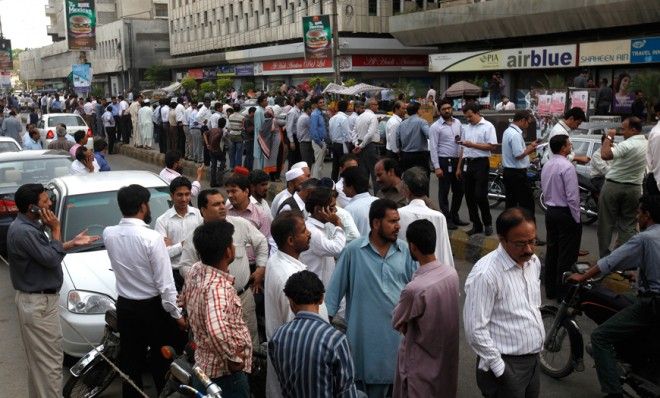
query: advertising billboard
429 45 577 72
302 15 332 59
0 39 12 70
66 0 97 50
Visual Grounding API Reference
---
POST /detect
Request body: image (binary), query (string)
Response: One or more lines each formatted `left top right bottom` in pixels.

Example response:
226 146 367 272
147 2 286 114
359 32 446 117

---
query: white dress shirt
270 189 293 219
353 109 380 148
70 159 100 175
347 112 358 142
159 168 201 197
183 106 193 126
299 217 346 287
209 112 223 129
250 196 272 221
344 192 378 236
179 216 268 289
335 207 360 243
277 192 306 215
119 100 129 115
103 218 182 319
463 245 544 377
329 111 351 144
385 114 402 153
175 103 186 123
335 178 351 208
155 206 203 268
461 117 498 158
397 199 454 268
495 101 515 111
160 105 170 123
647 120 660 191
83 102 95 115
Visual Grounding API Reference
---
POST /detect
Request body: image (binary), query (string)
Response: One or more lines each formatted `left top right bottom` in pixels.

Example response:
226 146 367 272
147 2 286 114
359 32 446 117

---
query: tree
216 78 233 94
343 78 357 87
144 64 170 84
199 81 216 99
180 75 198 91
242 81 256 93
308 76 330 91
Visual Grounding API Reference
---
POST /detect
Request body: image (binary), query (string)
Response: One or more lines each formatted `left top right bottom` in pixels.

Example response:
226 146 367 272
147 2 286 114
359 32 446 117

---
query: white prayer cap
291 161 309 170
285 168 304 181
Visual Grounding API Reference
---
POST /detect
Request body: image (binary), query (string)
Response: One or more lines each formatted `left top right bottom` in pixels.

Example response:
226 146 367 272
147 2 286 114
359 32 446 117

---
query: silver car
47 171 171 357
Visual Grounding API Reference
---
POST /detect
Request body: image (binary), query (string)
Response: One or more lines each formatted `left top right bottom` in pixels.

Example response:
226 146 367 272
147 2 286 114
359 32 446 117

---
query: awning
322 82 386 96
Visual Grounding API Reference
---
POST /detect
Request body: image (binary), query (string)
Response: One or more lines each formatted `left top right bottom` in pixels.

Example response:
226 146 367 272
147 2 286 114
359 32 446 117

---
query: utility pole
331 0 340 84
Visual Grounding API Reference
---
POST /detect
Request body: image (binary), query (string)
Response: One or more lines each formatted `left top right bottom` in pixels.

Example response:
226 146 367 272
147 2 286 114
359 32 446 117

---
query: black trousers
285 133 301 170
299 141 314 168
330 142 345 181
437 157 464 221
176 123 186 154
476 354 540 398
544 206 582 300
120 115 131 144
464 157 492 229
105 126 117 154
159 122 169 154
358 142 380 193
503 168 535 217
116 296 184 398
400 151 431 176
646 173 660 196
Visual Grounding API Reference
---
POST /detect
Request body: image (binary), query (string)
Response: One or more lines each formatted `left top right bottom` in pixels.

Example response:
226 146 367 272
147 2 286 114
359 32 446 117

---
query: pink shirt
69 143 81 158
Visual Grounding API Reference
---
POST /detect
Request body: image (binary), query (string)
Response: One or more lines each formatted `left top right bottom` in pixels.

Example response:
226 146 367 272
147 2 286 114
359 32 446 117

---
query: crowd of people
4 80 660 398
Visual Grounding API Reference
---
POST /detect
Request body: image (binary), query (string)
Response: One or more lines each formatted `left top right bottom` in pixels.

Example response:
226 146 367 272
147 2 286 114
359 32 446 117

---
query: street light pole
331 0 340 84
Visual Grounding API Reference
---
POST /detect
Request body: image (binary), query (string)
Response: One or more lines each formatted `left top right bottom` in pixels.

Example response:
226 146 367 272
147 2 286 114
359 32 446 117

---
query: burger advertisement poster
66 0 97 50
303 15 332 60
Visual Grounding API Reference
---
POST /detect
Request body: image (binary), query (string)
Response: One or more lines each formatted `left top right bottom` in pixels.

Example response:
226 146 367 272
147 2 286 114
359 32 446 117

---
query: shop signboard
579 40 630 66
65 0 97 50
203 68 218 80
350 55 427 71
630 37 660 64
0 39 12 70
302 15 332 60
429 45 577 72
0 71 11 88
255 58 333 75
72 64 92 89
187 68 204 79
235 64 255 76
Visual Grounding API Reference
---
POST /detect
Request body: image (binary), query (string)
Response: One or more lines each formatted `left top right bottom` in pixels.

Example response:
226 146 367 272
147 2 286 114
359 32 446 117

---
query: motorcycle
538 173 599 225
487 158 543 208
540 271 660 397
165 363 224 398
63 309 120 398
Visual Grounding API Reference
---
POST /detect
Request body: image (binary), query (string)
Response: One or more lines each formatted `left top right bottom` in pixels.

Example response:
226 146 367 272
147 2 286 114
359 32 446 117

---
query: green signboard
302 15 332 60
65 0 97 50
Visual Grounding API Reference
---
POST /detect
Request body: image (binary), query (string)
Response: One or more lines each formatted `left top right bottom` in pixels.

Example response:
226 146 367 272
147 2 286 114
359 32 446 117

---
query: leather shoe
447 222 457 230
485 226 493 236
466 227 483 236
453 218 470 226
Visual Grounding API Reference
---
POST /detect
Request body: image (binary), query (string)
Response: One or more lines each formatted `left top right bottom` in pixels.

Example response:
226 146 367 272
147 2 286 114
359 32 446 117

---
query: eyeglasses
508 239 538 248
440 106 453 111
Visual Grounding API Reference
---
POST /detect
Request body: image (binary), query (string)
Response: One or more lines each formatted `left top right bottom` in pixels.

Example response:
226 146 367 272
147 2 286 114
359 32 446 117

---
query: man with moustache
464 207 544 398
326 199 418 397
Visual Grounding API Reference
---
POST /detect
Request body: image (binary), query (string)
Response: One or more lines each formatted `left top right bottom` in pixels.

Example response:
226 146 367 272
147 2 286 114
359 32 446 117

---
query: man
488 72 506 107
48 124 74 151
276 178 318 216
8 184 98 397
138 99 154 150
253 95 268 170
118 95 130 144
103 105 117 153
299 187 346 286
225 172 272 244
501 110 538 214
227 104 245 169
128 95 142 147
541 134 581 299
93 138 111 171
69 130 88 158
647 102 660 196
160 99 171 153
249 169 272 219
183 101 194 159
385 101 405 158
296 101 314 168
568 195 660 398
70 146 100 175
544 107 590 164
396 101 431 175
180 220 253 397
329 100 351 181
598 117 648 257
103 184 186 397
155 177 203 289
456 103 497 236
179 189 268 348
269 271 359 398
326 199 417 397
243 107 256 169
631 90 647 120
397 167 454 268
352 98 381 192
336 154 358 208
468 210 545 398
285 95 304 169
392 219 459 398
270 161 310 219
168 101 179 154
375 157 407 207
159 150 205 197
174 97 187 153
430 99 468 230
573 69 589 88
1 110 22 143
495 95 516 111
426 85 436 102
347 101 363 150
310 95 327 179
596 78 613 115
343 166 379 236
265 211 329 398
22 128 42 150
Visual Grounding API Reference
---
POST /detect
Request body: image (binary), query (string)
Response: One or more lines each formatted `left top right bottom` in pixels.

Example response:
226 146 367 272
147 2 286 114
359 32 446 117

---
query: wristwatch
606 135 615 142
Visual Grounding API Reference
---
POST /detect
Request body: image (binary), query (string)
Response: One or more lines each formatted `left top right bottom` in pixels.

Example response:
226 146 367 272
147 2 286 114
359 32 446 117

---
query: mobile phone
454 135 461 143
29 204 41 215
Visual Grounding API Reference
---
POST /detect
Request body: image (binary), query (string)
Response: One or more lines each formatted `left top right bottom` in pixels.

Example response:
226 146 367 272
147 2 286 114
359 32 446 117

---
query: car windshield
0 142 20 153
47 115 86 127
61 187 172 245
0 158 72 191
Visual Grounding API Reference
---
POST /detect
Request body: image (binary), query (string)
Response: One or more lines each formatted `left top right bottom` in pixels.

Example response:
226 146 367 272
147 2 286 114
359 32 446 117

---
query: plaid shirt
181 262 252 378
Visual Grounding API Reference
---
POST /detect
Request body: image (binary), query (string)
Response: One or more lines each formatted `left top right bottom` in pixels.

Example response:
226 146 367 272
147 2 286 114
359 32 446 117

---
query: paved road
0 154 604 397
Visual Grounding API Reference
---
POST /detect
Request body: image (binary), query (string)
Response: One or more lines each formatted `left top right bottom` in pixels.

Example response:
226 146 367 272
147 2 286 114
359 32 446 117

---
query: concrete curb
117 143 202 178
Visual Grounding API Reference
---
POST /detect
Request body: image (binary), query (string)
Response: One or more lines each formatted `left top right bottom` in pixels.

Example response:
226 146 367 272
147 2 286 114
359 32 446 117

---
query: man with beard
103 184 186 397
159 150 205 197
326 199 417 397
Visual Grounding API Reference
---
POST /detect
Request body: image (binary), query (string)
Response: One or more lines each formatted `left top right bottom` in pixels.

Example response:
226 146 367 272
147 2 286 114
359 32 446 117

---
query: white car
0 136 21 153
47 171 171 357
36 113 94 151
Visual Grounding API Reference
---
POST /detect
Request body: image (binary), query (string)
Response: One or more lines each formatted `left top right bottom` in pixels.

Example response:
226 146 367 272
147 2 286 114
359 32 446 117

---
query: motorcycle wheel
538 191 548 212
63 360 117 398
539 306 575 379
580 194 598 225
487 177 505 208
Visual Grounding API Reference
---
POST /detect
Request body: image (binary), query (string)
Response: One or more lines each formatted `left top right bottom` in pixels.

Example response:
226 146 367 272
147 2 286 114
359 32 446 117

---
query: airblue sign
630 37 660 64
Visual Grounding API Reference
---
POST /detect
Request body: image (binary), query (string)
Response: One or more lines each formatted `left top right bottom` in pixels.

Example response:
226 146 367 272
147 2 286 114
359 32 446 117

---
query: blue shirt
23 137 43 150
598 224 660 294
326 236 418 384
110 103 120 117
501 124 530 169
94 152 111 171
269 311 359 398
396 114 430 153
310 108 327 146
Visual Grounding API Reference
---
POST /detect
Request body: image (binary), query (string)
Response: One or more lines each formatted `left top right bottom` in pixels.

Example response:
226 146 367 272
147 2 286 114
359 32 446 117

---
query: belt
501 353 539 359
235 281 251 296
24 289 58 294
504 167 526 171
465 157 488 162
606 178 641 186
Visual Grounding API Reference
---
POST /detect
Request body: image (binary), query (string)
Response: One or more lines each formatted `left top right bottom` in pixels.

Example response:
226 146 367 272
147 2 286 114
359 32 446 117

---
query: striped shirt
268 311 359 398
463 244 544 377
181 262 252 378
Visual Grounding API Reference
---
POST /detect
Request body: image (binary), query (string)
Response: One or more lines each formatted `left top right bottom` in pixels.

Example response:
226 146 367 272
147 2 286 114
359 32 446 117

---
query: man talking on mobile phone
7 183 99 398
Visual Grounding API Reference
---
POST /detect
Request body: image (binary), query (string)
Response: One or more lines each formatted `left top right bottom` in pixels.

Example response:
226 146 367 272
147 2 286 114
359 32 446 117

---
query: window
368 0 377 15
203 10 208 25
155 3 168 17
276 6 281 26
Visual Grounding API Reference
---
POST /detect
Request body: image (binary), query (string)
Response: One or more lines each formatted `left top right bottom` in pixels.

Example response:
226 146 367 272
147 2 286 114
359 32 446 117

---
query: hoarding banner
350 55 427 70
630 36 660 64
579 40 630 66
65 0 97 50
429 45 577 72
302 15 332 59
0 39 13 70
570 90 589 113
0 71 11 88
72 64 92 88
235 64 255 76
187 68 204 79
550 92 567 116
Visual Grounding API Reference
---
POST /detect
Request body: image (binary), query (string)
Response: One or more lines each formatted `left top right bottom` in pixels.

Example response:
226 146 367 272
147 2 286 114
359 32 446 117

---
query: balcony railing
393 0 494 16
